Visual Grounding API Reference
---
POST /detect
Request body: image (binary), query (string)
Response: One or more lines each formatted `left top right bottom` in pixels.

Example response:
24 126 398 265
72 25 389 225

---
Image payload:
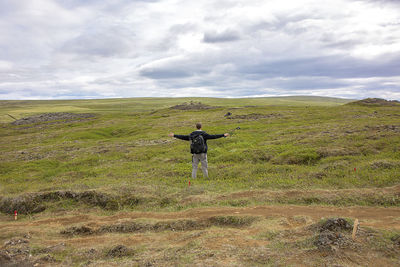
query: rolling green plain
1 96 399 198
1 96 400 266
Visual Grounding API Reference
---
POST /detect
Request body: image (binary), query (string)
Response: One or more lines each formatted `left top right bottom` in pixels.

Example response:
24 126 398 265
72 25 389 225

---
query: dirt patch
348 98 400 106
170 101 219 110
226 113 282 120
10 112 96 126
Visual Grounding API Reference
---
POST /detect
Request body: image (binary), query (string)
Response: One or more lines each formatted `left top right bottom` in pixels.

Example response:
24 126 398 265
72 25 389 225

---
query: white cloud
0 0 399 100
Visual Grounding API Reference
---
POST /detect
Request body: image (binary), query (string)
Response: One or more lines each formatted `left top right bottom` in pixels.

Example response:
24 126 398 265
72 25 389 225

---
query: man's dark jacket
174 130 225 154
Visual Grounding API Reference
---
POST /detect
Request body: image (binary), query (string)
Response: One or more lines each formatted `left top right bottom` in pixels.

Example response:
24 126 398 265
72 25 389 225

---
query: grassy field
1 96 400 266
1 96 399 196
0 96 350 123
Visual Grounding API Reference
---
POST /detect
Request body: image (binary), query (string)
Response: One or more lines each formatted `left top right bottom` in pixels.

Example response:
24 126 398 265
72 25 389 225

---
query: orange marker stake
354 168 356 172
188 180 191 187
14 210 17 221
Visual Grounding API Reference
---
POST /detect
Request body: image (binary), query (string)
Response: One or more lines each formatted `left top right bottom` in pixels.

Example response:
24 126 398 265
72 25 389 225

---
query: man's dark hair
196 123 202 129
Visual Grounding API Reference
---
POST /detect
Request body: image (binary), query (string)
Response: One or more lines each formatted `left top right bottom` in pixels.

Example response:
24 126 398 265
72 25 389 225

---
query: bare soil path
2 204 400 230
1 205 400 266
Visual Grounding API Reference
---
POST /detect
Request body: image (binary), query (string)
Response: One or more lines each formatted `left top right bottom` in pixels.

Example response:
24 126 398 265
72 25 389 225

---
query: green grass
0 96 351 122
1 96 399 205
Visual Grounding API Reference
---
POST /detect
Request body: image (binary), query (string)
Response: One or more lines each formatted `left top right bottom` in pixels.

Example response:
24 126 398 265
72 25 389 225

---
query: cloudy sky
1 0 400 100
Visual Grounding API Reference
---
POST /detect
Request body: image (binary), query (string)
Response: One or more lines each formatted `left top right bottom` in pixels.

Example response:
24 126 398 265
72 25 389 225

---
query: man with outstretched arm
168 123 229 179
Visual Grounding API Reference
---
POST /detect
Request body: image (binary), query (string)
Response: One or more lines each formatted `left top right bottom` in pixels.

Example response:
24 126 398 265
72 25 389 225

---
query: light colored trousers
192 153 208 178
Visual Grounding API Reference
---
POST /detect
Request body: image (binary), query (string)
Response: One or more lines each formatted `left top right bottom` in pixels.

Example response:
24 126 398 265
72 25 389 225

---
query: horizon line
0 95 361 101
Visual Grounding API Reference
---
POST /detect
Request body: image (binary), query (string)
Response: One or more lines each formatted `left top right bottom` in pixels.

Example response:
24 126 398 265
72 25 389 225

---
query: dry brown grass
1 205 400 266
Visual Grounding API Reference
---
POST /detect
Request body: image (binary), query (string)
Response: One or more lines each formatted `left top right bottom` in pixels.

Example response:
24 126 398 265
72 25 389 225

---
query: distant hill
347 98 400 107
0 96 354 123
243 96 354 106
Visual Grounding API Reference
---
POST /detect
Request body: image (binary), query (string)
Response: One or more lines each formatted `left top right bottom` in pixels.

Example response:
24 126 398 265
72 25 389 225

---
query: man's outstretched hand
168 133 174 137
224 133 229 137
